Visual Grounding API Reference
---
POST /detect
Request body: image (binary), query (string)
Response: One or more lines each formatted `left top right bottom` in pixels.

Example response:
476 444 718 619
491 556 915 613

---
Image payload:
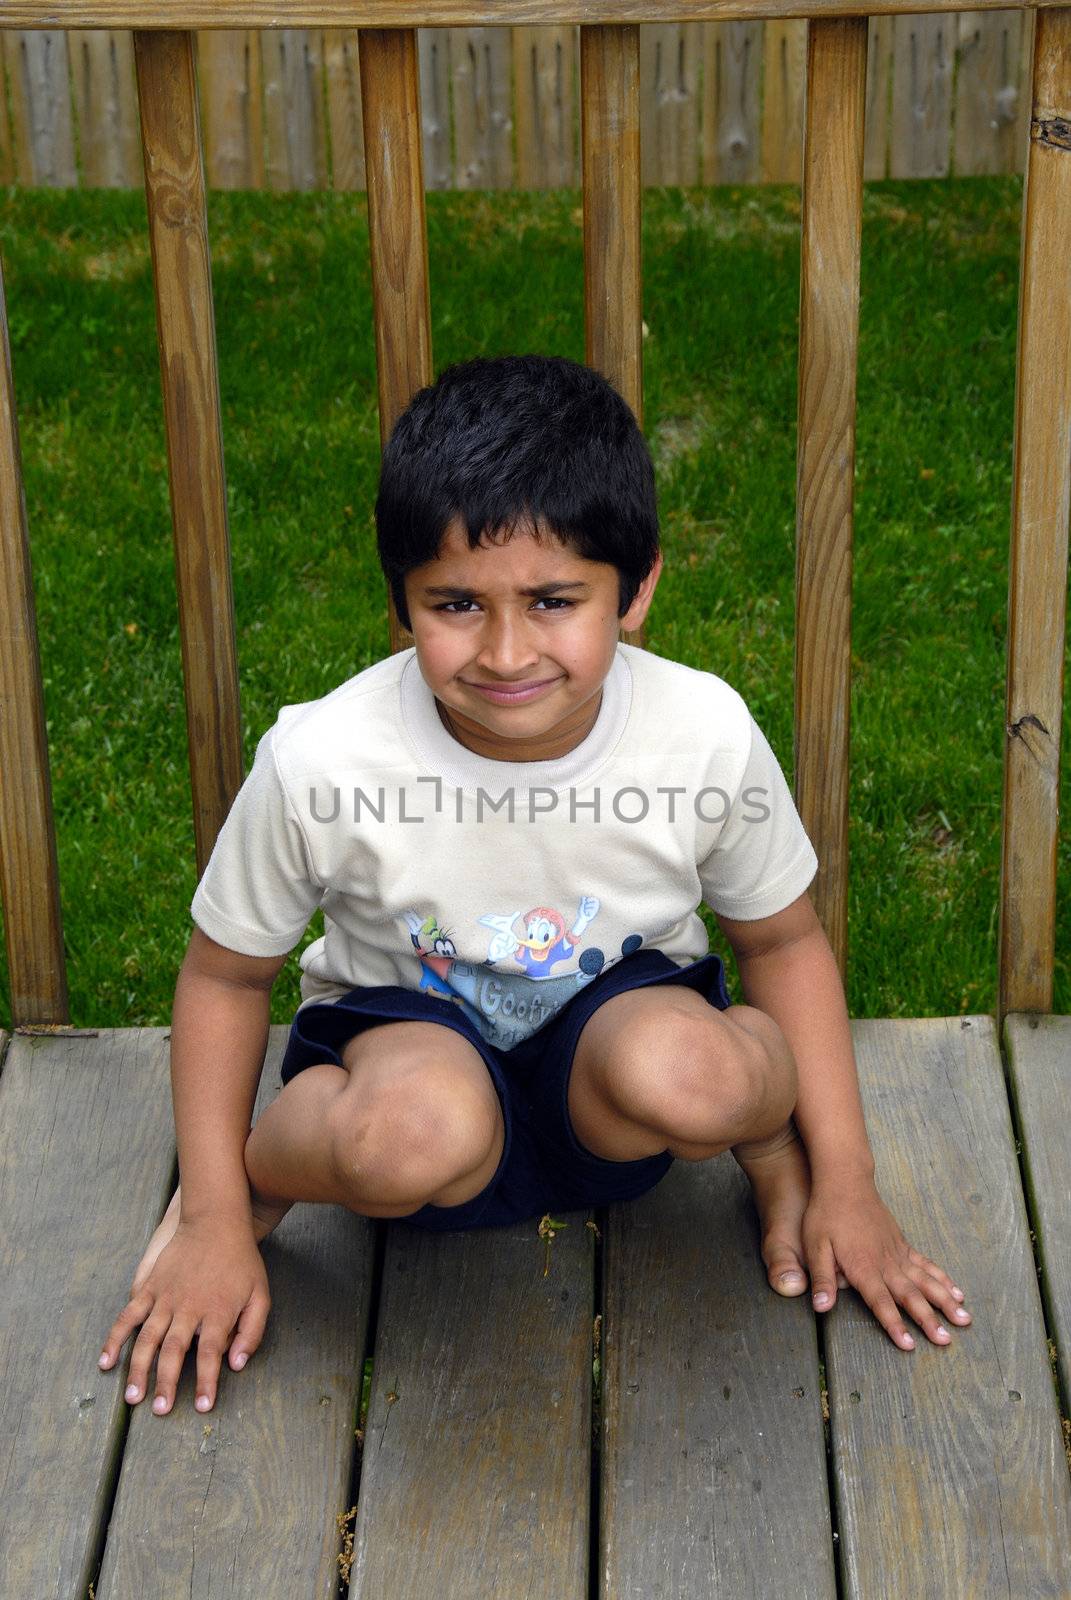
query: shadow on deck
2 1015 1070 1598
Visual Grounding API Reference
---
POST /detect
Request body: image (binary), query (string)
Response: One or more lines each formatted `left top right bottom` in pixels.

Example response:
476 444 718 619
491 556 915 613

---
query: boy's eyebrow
421 580 592 599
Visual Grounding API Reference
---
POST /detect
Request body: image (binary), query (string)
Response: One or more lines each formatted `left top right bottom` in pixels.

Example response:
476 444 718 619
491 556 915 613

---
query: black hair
375 354 660 632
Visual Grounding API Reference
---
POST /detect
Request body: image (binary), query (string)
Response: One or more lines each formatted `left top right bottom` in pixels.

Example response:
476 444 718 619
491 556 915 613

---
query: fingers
227 1291 271 1376
100 1289 270 1416
99 1289 154 1372
910 1259 973 1329
122 1303 186 1411
196 1291 271 1412
836 1264 972 1351
808 1238 839 1312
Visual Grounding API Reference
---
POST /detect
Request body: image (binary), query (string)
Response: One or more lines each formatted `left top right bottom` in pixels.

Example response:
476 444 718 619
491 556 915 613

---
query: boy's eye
435 597 574 614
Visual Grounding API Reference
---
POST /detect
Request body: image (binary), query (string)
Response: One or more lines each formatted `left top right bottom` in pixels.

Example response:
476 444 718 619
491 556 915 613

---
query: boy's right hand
99 1218 271 1416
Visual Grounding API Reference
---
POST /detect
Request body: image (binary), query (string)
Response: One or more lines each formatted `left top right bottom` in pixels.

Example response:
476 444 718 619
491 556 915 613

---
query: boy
98 355 971 1419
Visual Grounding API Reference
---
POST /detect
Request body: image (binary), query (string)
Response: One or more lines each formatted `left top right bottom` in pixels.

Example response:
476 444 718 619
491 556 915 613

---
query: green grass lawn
0 176 1065 1028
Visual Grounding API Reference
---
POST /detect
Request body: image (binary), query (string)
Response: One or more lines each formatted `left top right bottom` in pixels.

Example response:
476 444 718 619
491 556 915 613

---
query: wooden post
358 28 434 656
794 17 868 979
580 23 646 650
0 252 69 1025
998 5 1071 1022
134 31 243 873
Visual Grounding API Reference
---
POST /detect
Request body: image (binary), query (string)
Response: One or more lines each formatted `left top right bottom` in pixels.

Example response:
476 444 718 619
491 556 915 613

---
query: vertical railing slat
357 28 434 656
794 17 868 978
579 22 645 650
0 253 69 1025
998 7 1071 1021
133 31 242 873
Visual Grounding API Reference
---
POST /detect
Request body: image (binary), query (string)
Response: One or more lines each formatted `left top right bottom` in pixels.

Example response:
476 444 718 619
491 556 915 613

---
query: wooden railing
0 5 1068 1031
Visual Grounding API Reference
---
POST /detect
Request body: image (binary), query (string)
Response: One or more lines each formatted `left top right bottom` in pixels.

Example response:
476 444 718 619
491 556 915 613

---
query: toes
767 1251 808 1296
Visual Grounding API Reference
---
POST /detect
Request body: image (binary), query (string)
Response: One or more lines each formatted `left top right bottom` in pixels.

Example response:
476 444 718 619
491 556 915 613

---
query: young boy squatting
99 355 971 1418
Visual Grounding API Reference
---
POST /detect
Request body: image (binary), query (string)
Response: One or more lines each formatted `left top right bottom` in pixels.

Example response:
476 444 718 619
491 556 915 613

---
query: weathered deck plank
350 1210 597 1597
1004 1013 1071 1419
0 1027 174 1596
600 1153 836 1598
829 1017 1071 1598
97 1025 375 1598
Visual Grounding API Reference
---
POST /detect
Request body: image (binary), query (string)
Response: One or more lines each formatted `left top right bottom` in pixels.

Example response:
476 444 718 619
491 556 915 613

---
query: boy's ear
620 549 664 632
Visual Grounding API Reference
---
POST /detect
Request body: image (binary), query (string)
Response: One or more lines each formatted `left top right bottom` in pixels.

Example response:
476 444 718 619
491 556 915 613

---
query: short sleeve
697 714 818 920
190 725 324 957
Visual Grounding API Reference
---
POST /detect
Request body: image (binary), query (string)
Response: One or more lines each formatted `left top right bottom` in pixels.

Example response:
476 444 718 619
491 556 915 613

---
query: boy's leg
566 985 818 1297
567 987 797 1162
130 1019 505 1297
244 1019 506 1219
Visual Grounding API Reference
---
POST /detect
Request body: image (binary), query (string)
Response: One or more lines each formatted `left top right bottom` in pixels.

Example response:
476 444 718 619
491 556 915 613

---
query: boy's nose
474 618 541 676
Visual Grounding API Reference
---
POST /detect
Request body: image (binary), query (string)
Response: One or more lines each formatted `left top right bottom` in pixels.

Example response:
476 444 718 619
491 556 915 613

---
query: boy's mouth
462 675 562 704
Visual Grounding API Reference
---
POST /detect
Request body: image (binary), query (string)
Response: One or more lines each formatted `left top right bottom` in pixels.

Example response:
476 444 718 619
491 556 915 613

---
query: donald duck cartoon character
479 894 600 975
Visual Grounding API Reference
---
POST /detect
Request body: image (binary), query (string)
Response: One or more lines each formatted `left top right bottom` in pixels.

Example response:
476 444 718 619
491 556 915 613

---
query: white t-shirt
190 643 818 1050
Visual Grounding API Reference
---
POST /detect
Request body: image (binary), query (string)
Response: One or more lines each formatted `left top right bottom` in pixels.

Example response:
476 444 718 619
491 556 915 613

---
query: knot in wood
1030 116 1071 152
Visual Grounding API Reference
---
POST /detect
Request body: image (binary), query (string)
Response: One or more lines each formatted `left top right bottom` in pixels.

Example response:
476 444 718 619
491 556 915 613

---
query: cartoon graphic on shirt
403 901 646 1051
478 894 600 973
403 912 485 1029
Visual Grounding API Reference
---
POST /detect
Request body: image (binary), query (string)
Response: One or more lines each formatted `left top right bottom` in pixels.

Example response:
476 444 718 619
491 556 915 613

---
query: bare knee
612 1003 795 1152
326 1079 501 1210
715 1005 797 1139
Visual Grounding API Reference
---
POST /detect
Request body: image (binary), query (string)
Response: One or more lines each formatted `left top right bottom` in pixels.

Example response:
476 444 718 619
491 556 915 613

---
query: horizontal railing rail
0 3 1062 24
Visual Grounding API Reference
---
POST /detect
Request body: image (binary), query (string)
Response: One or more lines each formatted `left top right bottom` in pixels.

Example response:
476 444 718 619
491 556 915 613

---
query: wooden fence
0 15 1035 191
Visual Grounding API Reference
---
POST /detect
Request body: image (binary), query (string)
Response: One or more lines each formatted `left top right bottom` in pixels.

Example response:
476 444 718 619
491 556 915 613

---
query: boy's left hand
801 1173 972 1350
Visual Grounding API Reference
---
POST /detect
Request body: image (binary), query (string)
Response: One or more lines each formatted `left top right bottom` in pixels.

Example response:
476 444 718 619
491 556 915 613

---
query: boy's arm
172 927 293 1225
714 893 971 1349
99 928 296 1414
715 892 874 1183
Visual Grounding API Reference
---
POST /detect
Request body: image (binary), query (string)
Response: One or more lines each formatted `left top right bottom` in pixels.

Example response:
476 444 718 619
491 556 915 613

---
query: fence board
0 39 13 185
794 17 867 977
262 27 327 191
198 30 263 189
953 10 1023 174
760 19 806 182
324 29 365 189
418 25 452 189
513 24 576 187
69 29 141 186
451 26 513 188
5 29 77 186
0 253 68 1025
863 13 894 177
641 22 701 187
1014 2 1036 168
890 11 954 175
0 14 1045 189
998 4 1071 1019
133 30 243 871
702 21 763 184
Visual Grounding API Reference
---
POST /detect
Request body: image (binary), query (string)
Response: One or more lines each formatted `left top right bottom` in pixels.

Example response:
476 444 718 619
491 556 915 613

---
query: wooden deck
1 1014 1069 1598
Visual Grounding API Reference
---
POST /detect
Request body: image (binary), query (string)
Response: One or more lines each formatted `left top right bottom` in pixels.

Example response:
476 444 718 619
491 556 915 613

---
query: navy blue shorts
277 947 731 1233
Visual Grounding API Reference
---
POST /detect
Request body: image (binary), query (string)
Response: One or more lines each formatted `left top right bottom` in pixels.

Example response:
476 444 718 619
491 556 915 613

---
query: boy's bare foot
732 1120 848 1298
130 1183 293 1297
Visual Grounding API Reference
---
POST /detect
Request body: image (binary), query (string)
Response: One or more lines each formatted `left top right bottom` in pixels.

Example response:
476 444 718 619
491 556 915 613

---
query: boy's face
403 517 662 763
